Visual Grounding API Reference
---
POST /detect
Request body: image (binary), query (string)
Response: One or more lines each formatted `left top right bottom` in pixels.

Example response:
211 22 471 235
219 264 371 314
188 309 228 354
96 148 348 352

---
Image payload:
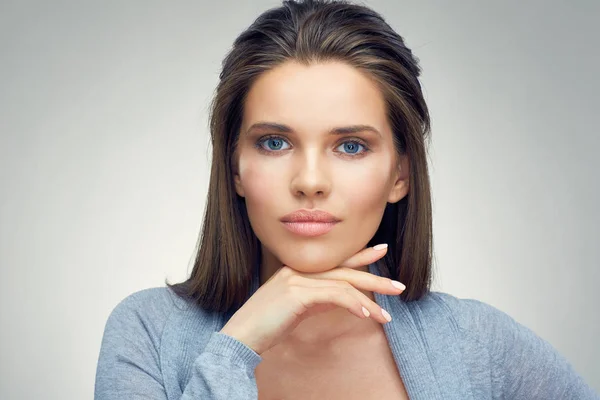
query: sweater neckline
245 262 472 400
368 262 444 399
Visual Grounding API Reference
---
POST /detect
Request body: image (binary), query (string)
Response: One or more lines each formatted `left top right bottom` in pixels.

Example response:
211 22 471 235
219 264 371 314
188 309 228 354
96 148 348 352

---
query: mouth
280 209 341 237
281 221 338 237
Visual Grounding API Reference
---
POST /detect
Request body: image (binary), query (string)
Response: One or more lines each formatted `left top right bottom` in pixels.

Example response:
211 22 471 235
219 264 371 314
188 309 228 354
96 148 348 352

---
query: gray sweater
94 263 598 399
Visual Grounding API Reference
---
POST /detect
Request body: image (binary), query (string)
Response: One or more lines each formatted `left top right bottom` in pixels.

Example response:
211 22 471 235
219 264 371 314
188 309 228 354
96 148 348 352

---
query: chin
275 243 352 273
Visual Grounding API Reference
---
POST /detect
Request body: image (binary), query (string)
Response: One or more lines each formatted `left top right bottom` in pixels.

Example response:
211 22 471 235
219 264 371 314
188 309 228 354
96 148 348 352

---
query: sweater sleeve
458 298 599 400
94 289 262 400
179 332 262 399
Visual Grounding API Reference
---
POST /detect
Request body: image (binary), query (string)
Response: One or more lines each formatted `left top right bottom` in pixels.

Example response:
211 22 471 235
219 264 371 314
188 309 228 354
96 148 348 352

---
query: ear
231 151 246 197
233 171 245 197
387 154 409 203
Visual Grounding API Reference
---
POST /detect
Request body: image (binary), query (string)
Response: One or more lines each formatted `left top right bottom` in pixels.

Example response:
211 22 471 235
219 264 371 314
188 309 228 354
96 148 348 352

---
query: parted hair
166 0 434 313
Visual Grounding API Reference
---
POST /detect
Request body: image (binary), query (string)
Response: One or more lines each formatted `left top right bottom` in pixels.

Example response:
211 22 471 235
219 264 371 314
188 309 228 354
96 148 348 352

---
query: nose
290 150 332 199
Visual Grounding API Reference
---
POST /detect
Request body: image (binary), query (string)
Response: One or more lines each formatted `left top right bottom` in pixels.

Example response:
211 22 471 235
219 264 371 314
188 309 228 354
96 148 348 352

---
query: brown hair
166 0 434 313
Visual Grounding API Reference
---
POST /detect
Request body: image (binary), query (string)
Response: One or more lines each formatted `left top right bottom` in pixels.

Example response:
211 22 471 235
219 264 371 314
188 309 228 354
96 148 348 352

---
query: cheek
335 159 393 214
323 159 394 262
237 154 286 232
240 167 276 205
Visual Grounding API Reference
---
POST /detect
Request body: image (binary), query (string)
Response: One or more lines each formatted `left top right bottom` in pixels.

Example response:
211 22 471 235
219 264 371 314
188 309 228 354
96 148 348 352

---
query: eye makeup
253 134 372 159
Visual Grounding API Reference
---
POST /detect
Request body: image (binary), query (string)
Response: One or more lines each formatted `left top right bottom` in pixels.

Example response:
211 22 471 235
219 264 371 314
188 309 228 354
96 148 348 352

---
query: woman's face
234 60 409 273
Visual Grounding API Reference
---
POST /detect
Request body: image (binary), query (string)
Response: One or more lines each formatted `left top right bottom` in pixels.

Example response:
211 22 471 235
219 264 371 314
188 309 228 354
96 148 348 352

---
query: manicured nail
381 309 392 322
391 280 405 290
362 307 370 317
373 244 388 251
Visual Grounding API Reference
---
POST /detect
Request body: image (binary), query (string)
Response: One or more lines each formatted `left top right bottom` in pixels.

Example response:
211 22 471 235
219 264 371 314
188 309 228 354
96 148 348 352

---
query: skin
233 60 410 345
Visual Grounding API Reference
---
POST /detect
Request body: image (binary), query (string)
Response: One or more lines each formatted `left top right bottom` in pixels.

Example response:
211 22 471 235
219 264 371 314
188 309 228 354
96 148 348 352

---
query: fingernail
362 307 370 317
391 280 405 290
373 244 388 251
382 309 392 322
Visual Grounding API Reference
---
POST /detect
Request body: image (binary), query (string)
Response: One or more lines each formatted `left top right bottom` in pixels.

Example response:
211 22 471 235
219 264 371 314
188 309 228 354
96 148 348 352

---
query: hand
219 244 405 355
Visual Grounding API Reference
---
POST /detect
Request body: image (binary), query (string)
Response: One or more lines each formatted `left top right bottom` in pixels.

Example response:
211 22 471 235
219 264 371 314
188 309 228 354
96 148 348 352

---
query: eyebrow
245 122 382 138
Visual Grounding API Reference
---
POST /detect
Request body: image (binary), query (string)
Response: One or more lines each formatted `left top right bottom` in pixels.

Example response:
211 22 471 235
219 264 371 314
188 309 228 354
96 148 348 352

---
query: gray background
1 0 598 398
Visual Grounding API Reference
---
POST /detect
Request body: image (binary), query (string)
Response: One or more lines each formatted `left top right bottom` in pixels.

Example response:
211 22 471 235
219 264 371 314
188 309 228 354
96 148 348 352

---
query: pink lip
280 209 341 237
281 209 340 223
282 221 338 237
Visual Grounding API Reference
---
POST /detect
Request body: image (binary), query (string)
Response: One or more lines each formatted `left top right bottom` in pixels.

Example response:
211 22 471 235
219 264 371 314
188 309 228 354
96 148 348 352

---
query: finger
296 286 382 322
301 279 393 323
337 243 388 269
305 268 405 295
294 276 398 323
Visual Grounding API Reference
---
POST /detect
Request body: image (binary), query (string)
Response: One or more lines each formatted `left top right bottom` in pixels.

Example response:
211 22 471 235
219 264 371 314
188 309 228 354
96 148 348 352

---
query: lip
280 209 341 237
281 209 341 223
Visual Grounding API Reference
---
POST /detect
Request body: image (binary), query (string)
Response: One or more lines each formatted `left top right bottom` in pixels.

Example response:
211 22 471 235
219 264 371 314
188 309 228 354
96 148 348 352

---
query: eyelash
254 135 371 158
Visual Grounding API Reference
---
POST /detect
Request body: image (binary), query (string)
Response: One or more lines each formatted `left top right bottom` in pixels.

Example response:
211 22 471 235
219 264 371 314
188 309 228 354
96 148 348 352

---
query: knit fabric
94 263 598 399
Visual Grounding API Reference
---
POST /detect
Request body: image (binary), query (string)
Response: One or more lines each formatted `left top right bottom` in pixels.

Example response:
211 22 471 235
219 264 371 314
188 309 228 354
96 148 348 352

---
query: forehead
242 61 389 135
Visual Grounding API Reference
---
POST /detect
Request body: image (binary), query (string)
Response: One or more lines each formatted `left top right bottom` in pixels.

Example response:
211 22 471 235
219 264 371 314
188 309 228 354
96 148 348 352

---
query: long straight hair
167 0 434 313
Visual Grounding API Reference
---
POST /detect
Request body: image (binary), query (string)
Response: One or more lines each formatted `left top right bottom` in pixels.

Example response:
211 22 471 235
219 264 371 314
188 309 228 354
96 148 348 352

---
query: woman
94 0 598 399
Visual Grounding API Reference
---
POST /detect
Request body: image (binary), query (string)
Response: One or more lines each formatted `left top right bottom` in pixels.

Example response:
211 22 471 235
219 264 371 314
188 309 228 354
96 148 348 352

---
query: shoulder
410 290 538 360
416 292 599 399
101 286 191 349
428 291 567 371
107 286 182 322
417 290 518 340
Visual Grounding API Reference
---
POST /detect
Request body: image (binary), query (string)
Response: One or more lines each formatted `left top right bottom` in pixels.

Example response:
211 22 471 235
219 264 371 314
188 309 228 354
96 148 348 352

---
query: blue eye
258 136 290 152
255 136 369 157
337 141 366 155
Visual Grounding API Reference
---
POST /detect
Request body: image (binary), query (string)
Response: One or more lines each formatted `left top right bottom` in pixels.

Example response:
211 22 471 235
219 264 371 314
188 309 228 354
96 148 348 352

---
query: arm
94 290 262 399
179 332 262 399
461 299 599 399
